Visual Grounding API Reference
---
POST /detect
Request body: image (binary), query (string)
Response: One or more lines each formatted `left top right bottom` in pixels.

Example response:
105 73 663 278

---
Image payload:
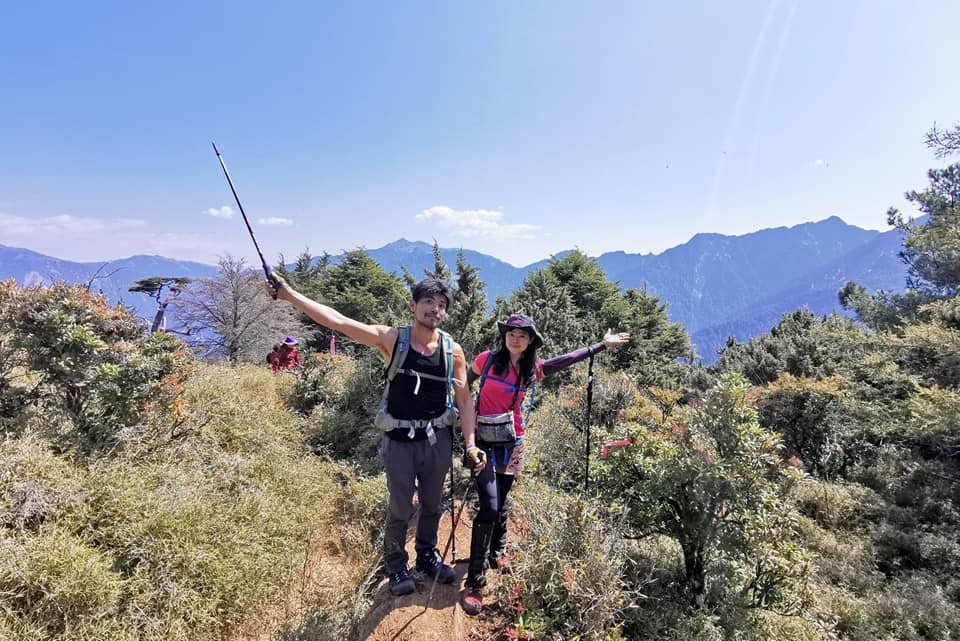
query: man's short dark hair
411 279 453 309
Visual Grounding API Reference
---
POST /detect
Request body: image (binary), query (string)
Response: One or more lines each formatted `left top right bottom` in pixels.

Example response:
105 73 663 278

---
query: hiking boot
415 549 456 584
388 568 415 596
460 586 484 616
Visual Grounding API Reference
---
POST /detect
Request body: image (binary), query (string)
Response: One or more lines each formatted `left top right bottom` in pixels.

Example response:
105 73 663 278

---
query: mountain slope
0 216 908 360
596 216 883 334
0 244 218 319
365 239 538 303
691 223 907 359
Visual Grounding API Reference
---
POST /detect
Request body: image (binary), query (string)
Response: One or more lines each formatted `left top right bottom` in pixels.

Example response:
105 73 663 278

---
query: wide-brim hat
497 314 544 349
283 336 298 346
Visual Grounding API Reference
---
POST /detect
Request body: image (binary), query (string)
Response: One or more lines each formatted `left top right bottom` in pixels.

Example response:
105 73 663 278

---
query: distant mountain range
0 245 219 321
0 216 908 362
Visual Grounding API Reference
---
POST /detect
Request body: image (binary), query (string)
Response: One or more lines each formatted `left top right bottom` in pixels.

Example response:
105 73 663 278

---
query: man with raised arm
267 275 485 596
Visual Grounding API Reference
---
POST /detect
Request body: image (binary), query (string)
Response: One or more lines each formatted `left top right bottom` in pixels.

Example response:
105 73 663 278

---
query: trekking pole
211 142 281 290
426 476 473 609
584 353 595 492
450 435 457 560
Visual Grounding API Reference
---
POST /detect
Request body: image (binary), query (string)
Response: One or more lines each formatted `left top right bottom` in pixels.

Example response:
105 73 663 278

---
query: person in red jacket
266 343 281 367
271 335 303 373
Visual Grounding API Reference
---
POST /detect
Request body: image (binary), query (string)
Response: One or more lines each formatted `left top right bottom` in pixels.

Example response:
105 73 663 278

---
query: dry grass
0 364 385 641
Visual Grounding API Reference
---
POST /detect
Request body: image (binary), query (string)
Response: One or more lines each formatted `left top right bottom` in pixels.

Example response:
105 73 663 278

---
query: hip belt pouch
476 412 516 444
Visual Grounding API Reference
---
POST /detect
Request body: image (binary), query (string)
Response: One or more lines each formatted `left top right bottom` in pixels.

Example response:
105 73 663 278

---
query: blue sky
1 0 958 267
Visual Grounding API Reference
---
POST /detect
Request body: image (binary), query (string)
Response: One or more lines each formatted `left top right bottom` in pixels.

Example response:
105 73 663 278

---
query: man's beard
416 313 441 329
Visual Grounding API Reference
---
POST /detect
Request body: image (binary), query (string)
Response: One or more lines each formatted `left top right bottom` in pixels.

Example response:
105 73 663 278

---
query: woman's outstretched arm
541 330 630 377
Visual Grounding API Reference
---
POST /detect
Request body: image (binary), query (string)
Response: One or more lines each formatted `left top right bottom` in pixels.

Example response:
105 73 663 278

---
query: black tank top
386 344 448 421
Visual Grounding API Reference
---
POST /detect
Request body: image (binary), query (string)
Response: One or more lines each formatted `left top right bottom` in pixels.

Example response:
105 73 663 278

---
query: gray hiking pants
381 427 452 573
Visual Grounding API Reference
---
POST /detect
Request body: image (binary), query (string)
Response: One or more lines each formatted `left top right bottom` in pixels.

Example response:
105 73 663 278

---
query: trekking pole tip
211 141 220 154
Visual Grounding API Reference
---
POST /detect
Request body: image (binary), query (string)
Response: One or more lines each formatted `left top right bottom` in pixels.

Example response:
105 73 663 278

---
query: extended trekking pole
584 353 595 492
211 142 281 290
450 436 457 560
425 477 473 609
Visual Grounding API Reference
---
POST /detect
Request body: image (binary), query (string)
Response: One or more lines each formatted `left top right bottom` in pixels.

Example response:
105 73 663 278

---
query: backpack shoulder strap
475 352 530 420
478 351 496 390
438 329 455 409
384 325 411 383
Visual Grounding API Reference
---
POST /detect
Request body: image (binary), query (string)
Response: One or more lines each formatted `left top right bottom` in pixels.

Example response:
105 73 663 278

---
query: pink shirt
472 350 544 438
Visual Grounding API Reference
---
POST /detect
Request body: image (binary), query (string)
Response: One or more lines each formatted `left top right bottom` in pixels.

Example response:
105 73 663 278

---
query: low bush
0 280 194 452
521 391 586 491
791 479 882 530
287 353 357 415
498 479 629 641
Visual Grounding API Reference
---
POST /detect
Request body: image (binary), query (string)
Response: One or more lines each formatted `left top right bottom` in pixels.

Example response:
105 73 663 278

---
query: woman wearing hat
460 314 630 615
271 335 303 373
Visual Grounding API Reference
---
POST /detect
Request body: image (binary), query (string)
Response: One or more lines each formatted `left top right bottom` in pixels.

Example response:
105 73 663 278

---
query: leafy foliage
405 242 492 355
756 374 857 479
493 269 589 355
288 350 385 472
888 163 960 298
597 374 808 610
0 280 193 450
501 479 629 641
717 309 867 385
496 251 693 391
445 250 491 356
842 141 960 329
601 288 693 387
838 281 928 332
0 364 383 641
287 248 410 355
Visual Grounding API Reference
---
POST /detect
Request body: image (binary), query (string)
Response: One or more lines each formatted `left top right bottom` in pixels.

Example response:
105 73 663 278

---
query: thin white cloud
812 159 830 168
0 212 235 263
416 205 542 240
258 217 294 226
203 206 234 219
0 213 146 235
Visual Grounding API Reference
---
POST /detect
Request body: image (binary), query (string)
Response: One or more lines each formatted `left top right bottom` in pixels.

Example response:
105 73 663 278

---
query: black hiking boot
415 549 456 584
388 568 415 596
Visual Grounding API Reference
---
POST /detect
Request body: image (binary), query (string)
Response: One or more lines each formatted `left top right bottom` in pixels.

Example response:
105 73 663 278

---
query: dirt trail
359 501 501 641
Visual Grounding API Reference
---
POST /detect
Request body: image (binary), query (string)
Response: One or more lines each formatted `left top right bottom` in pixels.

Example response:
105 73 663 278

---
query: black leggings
466 445 515 588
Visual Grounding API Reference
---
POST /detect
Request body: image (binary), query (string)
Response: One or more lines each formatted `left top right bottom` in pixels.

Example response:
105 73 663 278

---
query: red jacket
272 345 302 372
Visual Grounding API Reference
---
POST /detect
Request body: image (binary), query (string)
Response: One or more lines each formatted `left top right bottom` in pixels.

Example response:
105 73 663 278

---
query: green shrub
791 479 882 530
0 280 194 452
300 406 383 473
288 351 386 471
872 575 960 641
904 386 960 459
748 610 832 641
500 479 628 641
756 374 856 479
521 389 587 491
598 374 808 611
287 353 357 415
796 516 878 592
321 473 387 570
0 436 86 530
898 323 960 388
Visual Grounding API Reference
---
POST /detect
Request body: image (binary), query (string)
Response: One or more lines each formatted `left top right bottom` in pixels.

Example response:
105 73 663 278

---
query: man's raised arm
268 275 397 362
